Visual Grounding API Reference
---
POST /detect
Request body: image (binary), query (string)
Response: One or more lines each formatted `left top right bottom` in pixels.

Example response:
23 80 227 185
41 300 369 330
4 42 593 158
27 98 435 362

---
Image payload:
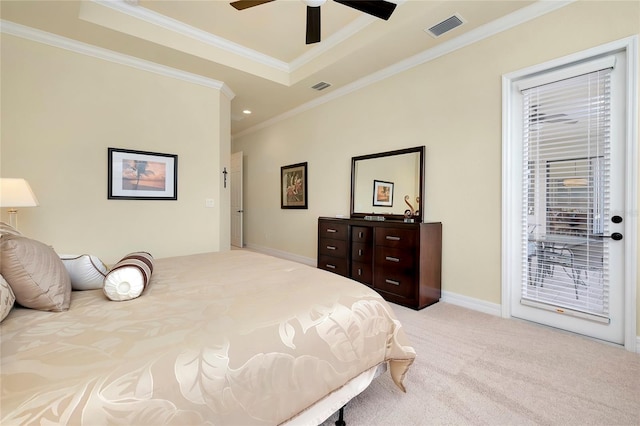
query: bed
0 243 416 425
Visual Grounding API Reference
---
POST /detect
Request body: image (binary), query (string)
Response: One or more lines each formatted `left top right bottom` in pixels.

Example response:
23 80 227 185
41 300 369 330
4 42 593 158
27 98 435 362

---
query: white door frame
501 36 638 352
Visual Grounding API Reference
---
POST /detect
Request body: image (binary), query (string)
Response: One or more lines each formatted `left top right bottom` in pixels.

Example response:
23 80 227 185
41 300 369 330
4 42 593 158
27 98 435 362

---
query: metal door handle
594 232 623 240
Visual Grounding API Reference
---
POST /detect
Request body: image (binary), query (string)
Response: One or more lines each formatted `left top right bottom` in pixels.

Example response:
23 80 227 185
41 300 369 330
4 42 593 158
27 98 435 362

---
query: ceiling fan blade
334 0 397 21
230 0 275 11
306 6 321 44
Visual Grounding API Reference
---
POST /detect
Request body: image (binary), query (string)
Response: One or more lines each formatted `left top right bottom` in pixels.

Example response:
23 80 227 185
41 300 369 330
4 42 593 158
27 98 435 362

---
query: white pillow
103 252 153 301
60 254 109 290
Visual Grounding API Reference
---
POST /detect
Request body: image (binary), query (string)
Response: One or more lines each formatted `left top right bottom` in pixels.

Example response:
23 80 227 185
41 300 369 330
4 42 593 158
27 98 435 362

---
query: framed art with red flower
281 162 307 209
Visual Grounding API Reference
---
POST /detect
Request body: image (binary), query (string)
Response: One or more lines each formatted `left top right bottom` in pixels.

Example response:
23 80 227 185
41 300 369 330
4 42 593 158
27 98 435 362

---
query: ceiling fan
230 0 397 44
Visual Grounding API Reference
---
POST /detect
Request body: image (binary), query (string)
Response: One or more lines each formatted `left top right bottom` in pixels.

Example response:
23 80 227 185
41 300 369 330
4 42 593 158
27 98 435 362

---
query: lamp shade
0 178 39 207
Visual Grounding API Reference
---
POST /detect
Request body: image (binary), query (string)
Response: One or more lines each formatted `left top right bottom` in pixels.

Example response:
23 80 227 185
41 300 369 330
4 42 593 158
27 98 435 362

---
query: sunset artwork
121 159 166 191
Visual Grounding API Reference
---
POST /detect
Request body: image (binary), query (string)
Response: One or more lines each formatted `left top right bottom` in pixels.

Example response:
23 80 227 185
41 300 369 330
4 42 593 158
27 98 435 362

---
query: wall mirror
350 146 425 222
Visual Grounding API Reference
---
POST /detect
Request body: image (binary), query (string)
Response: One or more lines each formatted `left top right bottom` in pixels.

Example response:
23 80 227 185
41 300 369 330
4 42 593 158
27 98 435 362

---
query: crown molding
91 0 290 73
233 0 574 138
0 20 235 100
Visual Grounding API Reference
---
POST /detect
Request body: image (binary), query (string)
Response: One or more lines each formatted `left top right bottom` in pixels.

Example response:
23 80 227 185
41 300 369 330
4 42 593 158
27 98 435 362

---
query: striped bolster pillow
103 252 154 301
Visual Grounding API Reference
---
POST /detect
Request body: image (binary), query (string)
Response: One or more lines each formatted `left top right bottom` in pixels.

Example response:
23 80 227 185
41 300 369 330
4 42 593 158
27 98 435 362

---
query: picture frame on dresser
281 162 308 209
108 148 177 200
373 180 394 207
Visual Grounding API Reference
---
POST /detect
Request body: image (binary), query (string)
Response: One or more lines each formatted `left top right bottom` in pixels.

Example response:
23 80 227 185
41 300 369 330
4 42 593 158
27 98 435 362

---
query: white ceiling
1 0 541 135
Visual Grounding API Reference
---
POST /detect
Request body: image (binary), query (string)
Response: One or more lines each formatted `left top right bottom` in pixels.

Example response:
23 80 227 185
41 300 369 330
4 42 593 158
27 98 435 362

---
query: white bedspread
1 250 415 425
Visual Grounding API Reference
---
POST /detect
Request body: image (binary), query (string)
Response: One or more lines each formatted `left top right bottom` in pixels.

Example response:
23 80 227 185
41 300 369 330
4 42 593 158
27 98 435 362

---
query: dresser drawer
375 227 417 248
318 238 348 258
351 242 373 263
374 246 415 270
352 226 373 243
318 255 348 276
374 269 414 299
351 261 373 286
318 221 348 241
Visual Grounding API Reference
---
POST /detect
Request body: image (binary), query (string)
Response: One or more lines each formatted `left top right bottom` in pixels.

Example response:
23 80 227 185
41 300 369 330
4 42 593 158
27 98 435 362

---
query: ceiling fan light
302 0 326 7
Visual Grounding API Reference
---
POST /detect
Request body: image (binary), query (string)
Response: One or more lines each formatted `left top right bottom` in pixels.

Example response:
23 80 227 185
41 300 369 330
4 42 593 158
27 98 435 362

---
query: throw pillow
0 274 15 322
0 222 22 237
60 254 109 290
0 234 71 311
103 252 154 301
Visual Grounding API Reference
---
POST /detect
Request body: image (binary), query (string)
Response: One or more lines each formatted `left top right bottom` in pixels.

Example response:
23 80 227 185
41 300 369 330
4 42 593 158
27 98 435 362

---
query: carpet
320 302 639 425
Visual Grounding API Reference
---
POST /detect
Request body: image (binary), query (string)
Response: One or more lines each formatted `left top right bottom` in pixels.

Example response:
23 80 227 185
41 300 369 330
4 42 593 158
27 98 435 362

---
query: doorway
502 37 637 350
231 151 243 248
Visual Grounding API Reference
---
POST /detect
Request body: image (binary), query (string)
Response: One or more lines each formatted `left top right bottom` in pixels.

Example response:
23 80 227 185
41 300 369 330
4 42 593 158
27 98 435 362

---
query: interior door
510 52 627 345
230 151 243 248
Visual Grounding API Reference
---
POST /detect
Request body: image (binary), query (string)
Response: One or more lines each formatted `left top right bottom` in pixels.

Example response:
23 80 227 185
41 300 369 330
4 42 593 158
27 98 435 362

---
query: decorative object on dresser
280 162 308 209
373 180 394 206
108 148 178 200
318 217 442 310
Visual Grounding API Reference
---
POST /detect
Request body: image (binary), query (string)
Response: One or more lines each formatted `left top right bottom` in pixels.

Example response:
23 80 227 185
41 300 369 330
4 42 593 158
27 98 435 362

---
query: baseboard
440 291 503 317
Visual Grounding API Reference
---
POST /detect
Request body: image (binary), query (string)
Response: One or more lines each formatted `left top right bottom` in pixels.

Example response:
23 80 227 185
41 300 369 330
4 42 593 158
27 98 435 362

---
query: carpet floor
320 302 639 426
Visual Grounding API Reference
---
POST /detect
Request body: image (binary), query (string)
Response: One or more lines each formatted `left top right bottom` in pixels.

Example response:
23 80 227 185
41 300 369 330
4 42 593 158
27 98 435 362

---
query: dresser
318 217 442 310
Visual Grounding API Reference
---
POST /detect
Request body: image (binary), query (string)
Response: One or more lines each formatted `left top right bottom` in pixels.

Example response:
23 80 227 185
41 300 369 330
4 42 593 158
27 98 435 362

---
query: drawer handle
326 264 336 269
385 256 400 262
326 245 337 250
385 279 400 286
358 231 364 238
357 268 362 276
358 249 363 256
326 228 338 233
386 236 401 241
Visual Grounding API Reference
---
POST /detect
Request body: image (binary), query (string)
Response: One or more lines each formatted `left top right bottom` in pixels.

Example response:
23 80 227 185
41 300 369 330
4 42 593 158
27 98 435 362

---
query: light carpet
321 302 639 426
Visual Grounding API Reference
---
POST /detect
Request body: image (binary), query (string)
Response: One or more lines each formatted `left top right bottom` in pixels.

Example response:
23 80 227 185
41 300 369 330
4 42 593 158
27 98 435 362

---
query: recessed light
242 109 252 115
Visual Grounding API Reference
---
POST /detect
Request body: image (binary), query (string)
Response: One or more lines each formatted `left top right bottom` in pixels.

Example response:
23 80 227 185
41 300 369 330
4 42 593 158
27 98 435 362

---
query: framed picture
373 180 394 207
108 148 177 200
281 162 308 209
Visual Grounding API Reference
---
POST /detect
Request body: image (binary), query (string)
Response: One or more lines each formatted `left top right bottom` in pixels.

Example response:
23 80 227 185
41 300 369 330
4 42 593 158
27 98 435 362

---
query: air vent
311 81 331 91
425 14 464 38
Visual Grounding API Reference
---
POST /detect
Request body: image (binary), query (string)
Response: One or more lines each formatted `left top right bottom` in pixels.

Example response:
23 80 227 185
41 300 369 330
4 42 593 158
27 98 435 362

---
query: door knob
611 215 623 223
595 232 623 240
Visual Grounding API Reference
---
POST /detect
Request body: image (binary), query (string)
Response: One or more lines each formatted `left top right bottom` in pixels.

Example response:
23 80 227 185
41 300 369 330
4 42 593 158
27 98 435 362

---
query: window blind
521 65 612 319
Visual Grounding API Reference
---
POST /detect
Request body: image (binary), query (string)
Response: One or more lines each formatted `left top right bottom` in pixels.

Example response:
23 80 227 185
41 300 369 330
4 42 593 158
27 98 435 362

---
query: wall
232 2 639 330
1 34 231 264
